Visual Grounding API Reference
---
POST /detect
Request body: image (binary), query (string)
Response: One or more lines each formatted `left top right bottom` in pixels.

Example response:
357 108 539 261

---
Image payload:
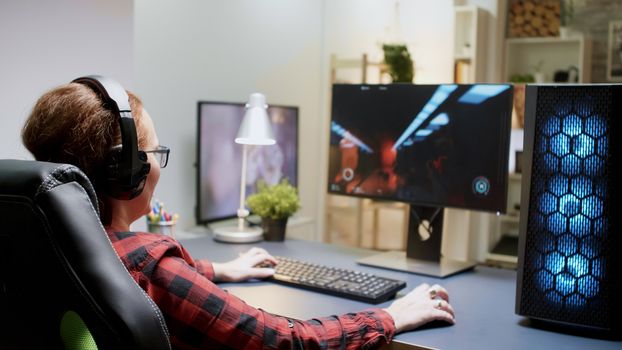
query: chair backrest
0 160 171 349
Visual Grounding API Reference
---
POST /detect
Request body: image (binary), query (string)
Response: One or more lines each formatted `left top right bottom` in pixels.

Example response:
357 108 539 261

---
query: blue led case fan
517 85 621 331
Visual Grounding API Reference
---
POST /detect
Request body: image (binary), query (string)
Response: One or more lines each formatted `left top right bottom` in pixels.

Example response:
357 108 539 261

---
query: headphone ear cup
131 150 151 198
100 148 124 199
101 149 151 200
104 147 123 183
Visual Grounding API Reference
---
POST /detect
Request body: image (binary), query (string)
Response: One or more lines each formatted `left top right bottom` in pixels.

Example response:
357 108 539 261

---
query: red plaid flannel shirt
107 230 396 349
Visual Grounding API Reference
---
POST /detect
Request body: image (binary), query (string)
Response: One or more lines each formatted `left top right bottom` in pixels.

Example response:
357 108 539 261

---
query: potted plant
560 0 575 38
382 43 414 83
246 179 301 241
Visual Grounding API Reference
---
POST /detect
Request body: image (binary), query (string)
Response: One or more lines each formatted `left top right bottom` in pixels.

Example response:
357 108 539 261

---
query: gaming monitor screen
328 84 513 213
197 102 298 223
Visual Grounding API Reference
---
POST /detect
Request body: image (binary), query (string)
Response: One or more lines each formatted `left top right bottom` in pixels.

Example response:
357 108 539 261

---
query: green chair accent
60 311 98 350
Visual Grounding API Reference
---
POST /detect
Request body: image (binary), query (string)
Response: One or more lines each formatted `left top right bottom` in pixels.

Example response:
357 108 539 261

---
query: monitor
197 101 298 224
328 84 513 277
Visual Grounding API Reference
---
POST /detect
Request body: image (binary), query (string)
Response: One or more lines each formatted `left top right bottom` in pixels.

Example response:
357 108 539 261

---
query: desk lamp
213 93 275 243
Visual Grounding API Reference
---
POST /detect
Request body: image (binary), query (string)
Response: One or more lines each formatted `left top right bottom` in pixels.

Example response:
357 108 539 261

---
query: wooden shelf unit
504 36 592 83
453 5 487 83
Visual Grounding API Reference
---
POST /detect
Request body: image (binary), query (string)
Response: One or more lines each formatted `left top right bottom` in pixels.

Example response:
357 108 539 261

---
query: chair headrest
0 159 99 216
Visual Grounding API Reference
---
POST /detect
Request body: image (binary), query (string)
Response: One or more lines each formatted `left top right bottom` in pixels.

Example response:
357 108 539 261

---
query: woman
22 78 455 349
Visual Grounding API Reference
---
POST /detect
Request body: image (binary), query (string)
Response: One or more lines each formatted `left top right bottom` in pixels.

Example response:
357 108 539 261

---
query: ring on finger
428 287 437 298
436 300 445 309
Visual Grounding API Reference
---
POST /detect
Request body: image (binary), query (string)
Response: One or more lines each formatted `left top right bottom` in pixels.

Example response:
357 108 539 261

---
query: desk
179 232 621 350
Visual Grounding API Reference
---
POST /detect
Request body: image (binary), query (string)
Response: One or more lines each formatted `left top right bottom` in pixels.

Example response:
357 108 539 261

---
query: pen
148 200 178 224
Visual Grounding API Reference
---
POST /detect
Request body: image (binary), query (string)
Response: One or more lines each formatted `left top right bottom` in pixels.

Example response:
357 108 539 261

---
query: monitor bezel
196 100 300 225
326 83 513 214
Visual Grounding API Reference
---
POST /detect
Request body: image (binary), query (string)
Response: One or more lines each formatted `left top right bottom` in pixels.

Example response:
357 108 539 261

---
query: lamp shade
235 93 276 145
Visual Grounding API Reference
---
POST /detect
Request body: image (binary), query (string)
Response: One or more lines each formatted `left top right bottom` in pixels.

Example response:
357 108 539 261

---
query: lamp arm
238 144 249 231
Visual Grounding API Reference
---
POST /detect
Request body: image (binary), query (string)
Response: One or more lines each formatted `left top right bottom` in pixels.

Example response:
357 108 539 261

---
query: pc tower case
516 84 621 332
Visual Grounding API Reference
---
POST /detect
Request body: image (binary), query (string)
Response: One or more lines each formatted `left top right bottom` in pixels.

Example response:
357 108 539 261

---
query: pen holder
148 221 176 238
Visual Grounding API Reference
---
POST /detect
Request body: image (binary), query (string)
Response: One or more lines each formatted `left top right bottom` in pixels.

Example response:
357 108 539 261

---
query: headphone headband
72 75 150 200
72 75 132 114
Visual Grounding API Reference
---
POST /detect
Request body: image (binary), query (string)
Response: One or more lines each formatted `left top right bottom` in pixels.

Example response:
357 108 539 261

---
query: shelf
500 215 520 224
487 252 518 263
485 253 518 269
506 36 585 45
489 168 522 263
453 5 486 83
485 235 518 269
504 35 592 83
329 54 388 84
454 55 473 61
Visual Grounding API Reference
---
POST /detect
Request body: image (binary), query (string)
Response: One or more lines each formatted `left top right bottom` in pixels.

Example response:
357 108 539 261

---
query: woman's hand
212 247 278 282
384 283 455 333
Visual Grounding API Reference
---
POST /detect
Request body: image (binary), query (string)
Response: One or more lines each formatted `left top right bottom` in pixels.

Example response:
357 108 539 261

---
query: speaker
516 84 622 332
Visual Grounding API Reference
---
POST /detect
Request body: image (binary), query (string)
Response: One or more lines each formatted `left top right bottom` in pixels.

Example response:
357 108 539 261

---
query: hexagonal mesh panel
519 86 613 329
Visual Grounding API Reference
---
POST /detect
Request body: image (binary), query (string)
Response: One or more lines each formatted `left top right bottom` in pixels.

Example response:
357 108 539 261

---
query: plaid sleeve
146 255 395 349
193 259 215 281
109 231 395 349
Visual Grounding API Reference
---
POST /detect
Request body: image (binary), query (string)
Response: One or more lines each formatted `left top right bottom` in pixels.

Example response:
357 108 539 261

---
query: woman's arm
143 254 395 349
111 231 453 349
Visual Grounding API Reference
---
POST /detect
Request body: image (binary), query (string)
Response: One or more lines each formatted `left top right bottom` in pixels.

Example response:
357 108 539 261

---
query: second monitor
328 84 513 277
197 101 298 225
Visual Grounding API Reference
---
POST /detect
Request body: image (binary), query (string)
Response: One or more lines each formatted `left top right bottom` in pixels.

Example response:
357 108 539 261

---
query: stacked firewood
508 0 561 38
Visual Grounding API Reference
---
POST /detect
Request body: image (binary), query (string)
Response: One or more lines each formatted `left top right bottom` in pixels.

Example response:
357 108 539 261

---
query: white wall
1 0 495 250
134 0 324 233
134 0 460 238
0 0 134 160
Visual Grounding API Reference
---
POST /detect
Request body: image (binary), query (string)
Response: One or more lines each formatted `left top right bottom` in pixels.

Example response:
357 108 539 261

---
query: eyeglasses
144 145 170 168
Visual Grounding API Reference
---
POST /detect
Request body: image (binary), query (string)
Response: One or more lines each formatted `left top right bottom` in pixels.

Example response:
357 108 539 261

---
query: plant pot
561 27 582 39
534 72 545 83
262 217 289 241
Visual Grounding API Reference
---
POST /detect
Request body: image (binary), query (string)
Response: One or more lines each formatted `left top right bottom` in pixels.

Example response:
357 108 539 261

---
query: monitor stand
356 205 476 278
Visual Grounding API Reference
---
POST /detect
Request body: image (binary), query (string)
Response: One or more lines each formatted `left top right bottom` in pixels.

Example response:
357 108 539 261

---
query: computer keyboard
265 256 407 304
